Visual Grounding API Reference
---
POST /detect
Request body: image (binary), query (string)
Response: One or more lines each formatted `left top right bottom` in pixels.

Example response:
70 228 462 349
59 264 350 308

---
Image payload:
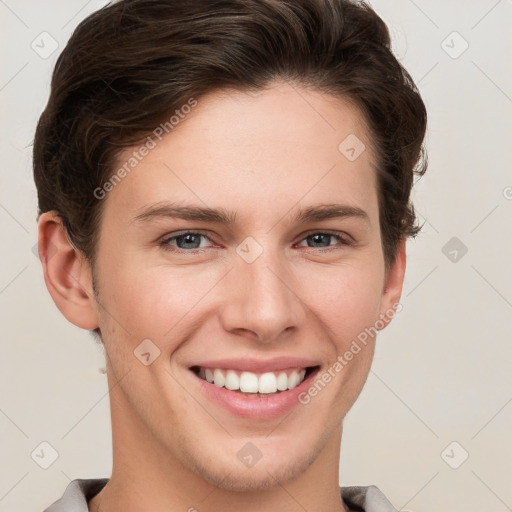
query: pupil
179 234 200 249
311 234 330 247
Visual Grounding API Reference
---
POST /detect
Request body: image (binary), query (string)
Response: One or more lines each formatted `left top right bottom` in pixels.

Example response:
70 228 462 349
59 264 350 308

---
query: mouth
190 365 320 397
187 357 322 419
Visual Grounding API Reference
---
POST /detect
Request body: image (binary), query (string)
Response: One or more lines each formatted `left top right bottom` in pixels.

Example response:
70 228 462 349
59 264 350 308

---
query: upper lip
190 357 321 373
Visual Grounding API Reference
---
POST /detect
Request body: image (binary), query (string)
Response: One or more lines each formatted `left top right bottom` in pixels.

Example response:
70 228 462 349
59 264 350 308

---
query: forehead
103 81 378 224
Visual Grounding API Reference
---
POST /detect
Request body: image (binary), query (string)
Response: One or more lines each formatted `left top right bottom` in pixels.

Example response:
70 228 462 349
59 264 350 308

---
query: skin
38 80 406 512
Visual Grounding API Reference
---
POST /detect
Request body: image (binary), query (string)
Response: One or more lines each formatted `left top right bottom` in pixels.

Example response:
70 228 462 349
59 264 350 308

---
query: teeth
240 372 259 393
213 369 225 387
225 370 239 391
197 367 309 394
276 372 288 391
287 370 300 389
259 372 277 394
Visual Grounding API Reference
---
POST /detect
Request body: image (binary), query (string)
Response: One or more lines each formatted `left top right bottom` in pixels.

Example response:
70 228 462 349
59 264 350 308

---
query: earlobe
37 212 99 330
377 238 407 330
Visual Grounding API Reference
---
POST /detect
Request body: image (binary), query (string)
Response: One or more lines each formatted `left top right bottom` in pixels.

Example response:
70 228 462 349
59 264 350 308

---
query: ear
377 238 406 330
37 211 99 330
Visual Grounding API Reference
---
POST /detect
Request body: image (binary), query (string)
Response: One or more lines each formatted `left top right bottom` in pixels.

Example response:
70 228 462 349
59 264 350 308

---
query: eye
159 229 354 254
160 230 214 251
296 231 354 249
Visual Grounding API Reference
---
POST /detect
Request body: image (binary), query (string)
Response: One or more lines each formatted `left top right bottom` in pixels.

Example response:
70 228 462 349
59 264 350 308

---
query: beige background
1 1 511 511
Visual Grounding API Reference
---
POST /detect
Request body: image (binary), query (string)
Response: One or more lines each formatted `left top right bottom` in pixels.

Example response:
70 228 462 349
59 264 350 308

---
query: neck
89 374 350 512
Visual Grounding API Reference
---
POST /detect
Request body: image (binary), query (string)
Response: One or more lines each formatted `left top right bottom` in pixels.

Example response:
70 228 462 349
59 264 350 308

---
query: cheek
98 262 219 349
303 264 384 348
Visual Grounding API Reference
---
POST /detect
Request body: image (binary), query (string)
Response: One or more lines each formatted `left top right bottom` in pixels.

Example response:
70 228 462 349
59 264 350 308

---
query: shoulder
43 478 109 512
340 484 402 512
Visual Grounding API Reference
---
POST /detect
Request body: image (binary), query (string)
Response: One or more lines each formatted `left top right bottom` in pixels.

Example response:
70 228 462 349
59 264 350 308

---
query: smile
187 357 321 419
193 366 312 395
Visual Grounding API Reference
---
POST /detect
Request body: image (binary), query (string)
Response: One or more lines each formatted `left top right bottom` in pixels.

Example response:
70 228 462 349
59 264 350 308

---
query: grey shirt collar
43 478 400 512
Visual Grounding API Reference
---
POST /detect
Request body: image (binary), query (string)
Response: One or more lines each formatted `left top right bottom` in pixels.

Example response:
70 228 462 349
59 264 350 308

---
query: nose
219 245 306 344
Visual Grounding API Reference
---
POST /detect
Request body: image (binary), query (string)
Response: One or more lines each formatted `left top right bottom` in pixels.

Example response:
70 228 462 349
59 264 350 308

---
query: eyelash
158 230 354 253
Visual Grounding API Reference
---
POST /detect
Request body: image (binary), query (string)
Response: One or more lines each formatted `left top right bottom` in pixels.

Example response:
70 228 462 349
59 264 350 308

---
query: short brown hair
33 0 427 272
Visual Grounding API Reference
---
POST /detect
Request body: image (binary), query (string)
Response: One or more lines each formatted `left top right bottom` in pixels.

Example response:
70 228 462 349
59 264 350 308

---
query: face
83 81 404 490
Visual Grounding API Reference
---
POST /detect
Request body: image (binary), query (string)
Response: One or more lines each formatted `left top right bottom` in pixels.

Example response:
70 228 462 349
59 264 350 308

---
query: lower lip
190 368 319 420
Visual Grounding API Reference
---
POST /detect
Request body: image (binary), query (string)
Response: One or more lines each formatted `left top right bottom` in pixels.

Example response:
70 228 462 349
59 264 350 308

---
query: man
34 1 427 511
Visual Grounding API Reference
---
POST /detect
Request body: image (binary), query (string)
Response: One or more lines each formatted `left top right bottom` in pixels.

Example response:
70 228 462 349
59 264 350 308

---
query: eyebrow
133 202 238 224
293 203 370 225
132 201 370 226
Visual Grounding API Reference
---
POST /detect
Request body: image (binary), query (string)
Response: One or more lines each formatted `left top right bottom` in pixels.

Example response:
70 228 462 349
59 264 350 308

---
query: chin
195 461 302 492
185 439 321 492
